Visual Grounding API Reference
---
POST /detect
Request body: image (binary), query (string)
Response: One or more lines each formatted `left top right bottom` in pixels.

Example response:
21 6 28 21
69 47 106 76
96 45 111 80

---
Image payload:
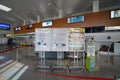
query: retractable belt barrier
0 45 33 54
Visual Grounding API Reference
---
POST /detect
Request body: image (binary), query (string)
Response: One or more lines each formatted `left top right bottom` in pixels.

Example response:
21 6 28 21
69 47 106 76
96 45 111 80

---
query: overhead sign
68 16 84 23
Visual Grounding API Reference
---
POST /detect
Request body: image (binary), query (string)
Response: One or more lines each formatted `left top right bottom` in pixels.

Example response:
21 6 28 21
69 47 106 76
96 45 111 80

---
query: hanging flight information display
35 28 52 51
68 28 85 51
52 28 68 51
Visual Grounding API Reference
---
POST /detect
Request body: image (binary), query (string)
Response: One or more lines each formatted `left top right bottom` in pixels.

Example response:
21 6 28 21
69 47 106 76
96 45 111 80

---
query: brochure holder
86 41 97 72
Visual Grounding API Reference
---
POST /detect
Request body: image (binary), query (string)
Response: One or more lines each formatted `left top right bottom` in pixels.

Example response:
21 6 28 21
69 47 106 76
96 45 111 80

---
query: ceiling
0 0 120 27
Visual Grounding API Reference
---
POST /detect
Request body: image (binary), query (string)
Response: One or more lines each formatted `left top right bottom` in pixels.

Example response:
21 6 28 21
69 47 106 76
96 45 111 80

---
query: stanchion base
52 66 69 72
69 66 84 72
52 66 66 69
34 66 50 71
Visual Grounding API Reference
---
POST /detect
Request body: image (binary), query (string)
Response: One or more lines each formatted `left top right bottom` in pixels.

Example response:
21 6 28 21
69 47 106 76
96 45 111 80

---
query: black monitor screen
92 26 105 33
85 27 92 33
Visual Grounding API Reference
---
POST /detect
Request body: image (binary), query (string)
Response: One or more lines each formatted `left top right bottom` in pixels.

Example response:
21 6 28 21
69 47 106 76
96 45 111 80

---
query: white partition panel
35 28 52 51
35 28 85 52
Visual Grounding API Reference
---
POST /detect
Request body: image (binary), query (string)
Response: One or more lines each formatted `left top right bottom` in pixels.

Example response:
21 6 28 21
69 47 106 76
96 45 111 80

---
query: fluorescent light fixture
0 4 12 12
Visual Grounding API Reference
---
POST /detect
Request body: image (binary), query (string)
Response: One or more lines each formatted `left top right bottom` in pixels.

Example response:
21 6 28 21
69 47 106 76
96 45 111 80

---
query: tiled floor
0 46 120 80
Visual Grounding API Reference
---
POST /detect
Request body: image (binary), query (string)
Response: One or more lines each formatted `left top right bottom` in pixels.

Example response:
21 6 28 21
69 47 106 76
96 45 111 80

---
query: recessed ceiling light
0 4 12 12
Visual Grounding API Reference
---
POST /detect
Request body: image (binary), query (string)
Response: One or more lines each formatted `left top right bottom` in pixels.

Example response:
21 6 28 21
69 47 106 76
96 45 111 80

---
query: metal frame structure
37 51 50 69
69 50 85 72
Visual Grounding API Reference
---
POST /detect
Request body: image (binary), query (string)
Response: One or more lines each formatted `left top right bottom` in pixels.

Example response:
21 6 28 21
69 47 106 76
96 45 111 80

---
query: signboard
110 9 120 18
86 42 96 72
35 28 52 51
105 26 120 31
35 28 85 52
68 28 85 51
68 16 84 23
42 21 52 27
52 28 68 51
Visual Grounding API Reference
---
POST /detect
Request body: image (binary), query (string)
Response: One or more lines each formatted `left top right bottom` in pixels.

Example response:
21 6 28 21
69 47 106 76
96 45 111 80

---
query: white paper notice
52 28 68 51
87 42 95 57
35 28 52 51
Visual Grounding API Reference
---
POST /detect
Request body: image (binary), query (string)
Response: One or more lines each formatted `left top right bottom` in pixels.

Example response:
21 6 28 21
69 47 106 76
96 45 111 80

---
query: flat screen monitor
85 27 92 33
68 16 84 23
92 26 105 33
42 21 52 27
110 9 120 18
26 24 34 29
15 27 21 31
0 23 10 30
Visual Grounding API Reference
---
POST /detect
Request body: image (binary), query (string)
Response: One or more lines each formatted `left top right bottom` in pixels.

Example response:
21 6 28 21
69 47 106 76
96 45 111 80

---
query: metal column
73 51 79 67
57 51 63 66
52 51 66 70
16 47 19 62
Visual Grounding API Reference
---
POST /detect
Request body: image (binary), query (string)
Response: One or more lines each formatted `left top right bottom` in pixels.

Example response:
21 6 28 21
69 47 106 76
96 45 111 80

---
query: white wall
85 32 120 51
0 30 12 34
85 32 120 42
